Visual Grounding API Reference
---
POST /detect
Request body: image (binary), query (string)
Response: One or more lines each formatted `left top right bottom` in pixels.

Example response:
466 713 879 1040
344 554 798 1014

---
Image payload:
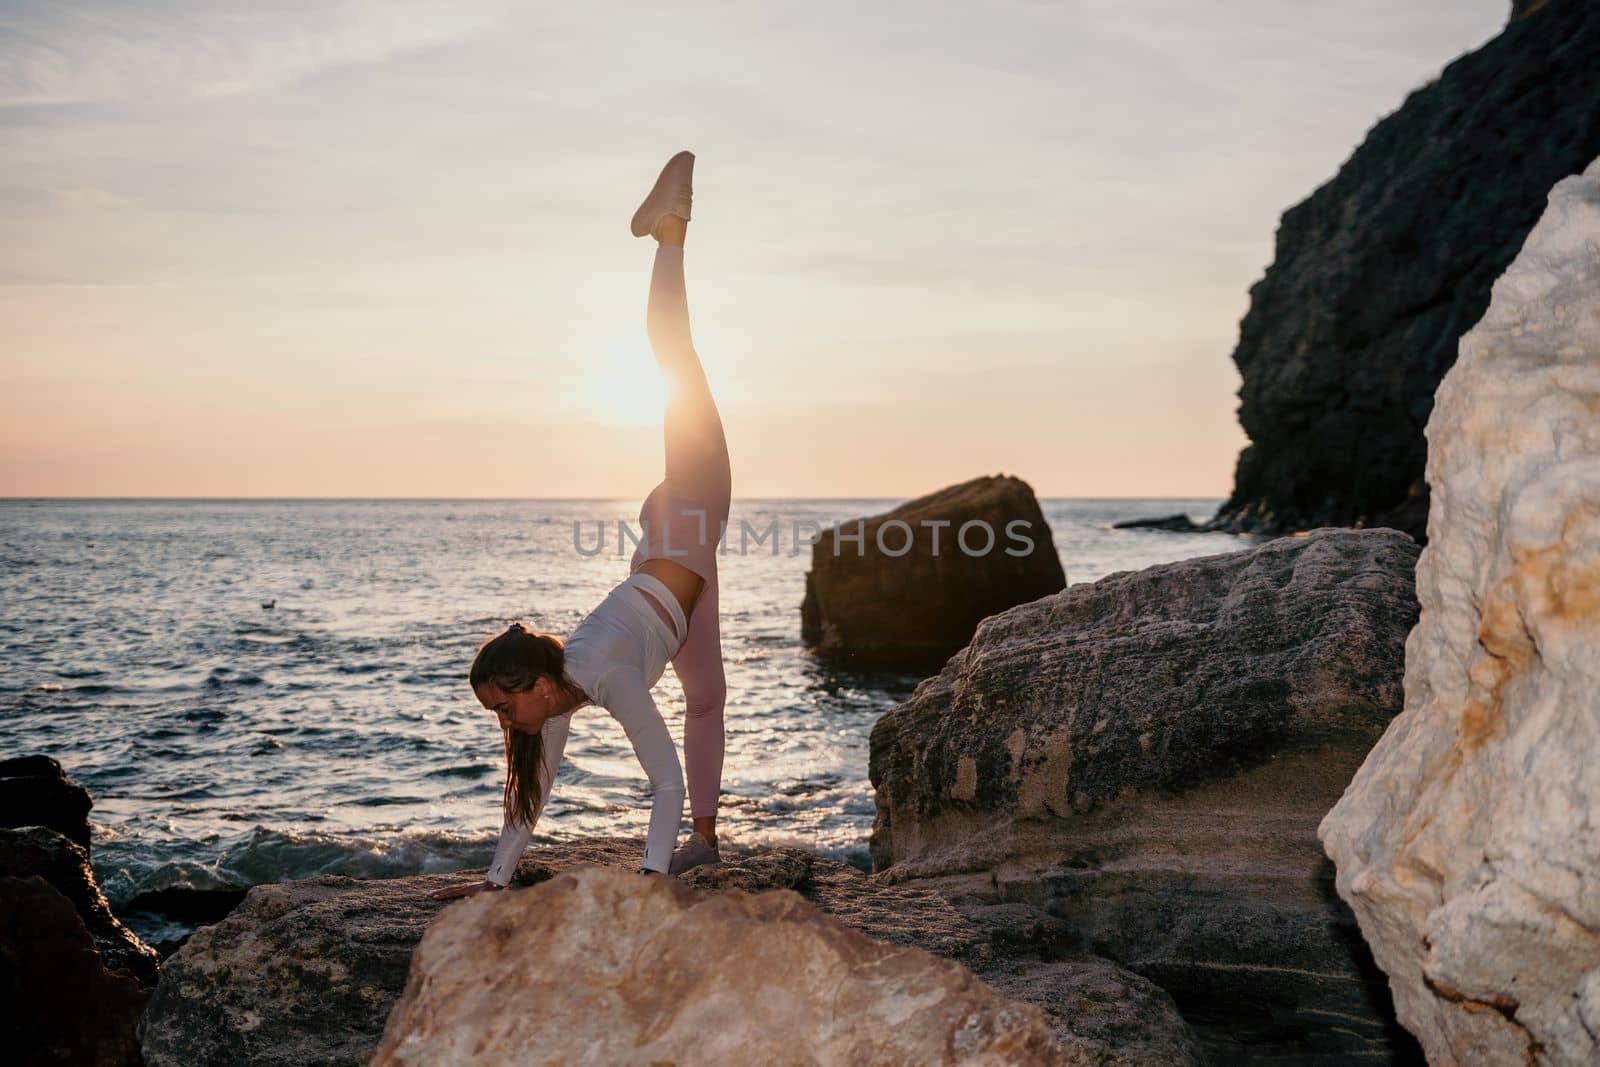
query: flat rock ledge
140 838 1196 1066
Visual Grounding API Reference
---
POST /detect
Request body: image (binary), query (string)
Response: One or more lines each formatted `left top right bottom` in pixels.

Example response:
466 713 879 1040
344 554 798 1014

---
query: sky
1 0 1510 499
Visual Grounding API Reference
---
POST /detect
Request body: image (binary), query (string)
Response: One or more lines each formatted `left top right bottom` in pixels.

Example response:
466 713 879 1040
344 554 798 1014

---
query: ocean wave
95 825 500 905
735 828 872 873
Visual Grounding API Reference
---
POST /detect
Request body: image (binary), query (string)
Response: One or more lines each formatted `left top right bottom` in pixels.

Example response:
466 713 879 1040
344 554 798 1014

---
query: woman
430 150 730 898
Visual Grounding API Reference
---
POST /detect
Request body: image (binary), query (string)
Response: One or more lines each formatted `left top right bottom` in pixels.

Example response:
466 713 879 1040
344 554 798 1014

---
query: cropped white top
484 572 688 884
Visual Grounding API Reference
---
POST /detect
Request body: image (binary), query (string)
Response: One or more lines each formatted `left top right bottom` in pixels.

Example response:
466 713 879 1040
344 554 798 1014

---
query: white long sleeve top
484 577 686 884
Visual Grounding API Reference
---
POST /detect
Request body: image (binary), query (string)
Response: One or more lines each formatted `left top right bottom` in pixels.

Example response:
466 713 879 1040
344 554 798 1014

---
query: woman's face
475 679 552 735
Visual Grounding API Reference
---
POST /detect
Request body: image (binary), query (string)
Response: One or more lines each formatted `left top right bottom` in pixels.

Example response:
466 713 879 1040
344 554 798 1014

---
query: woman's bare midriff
637 558 705 635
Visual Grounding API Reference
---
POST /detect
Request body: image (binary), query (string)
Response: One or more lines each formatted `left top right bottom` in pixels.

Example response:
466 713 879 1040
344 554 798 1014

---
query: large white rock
371 865 1070 1066
1320 157 1600 1065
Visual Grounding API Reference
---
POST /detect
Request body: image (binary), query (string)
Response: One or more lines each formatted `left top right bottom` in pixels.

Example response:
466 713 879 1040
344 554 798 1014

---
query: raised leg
647 243 731 520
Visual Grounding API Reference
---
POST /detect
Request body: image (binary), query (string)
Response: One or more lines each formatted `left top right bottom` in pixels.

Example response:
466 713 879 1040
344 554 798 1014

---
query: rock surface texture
139 866 465 1067
140 838 1196 1066
871 527 1424 1060
1320 158 1600 1065
801 474 1066 672
372 865 1069 1066
1209 0 1600 542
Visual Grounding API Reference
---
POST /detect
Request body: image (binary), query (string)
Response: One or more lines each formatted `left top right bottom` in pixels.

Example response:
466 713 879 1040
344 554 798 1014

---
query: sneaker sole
668 851 721 876
630 150 695 237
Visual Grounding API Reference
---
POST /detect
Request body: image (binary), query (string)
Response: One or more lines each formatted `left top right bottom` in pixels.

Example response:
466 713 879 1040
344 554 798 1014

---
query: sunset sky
3 1 1508 499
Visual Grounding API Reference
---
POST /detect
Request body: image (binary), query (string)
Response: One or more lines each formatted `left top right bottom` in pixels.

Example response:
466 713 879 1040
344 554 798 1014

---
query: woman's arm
594 665 685 873
483 712 571 886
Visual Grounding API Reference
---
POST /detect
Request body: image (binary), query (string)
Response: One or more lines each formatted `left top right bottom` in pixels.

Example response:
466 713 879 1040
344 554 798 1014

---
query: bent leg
671 573 726 820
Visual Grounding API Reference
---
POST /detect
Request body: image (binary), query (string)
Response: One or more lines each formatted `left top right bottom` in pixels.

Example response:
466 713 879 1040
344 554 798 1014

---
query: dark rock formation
1210 0 1600 543
141 838 1197 1066
801 474 1066 673
0 826 158 986
0 753 93 850
870 527 1424 1061
1 876 150 1067
0 766 157 1065
1111 512 1202 532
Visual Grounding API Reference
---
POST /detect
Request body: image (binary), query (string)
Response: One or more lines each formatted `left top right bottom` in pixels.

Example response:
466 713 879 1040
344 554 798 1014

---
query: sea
0 498 1256 933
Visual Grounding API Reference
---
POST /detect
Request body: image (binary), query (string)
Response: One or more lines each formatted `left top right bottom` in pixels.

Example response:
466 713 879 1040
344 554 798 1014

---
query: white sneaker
630 150 694 238
668 830 721 875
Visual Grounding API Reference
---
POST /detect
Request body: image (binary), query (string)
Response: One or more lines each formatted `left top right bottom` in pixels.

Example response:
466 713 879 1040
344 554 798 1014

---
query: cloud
0 0 514 106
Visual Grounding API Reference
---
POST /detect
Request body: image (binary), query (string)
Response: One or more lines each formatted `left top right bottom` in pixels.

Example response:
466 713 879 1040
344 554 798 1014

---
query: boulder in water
1110 513 1202 532
801 474 1066 672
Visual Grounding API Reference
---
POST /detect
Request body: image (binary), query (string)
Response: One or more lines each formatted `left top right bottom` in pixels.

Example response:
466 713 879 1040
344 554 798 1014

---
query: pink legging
628 243 730 820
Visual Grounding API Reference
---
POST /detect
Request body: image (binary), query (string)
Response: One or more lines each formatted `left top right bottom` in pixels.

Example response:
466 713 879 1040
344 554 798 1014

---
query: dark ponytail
470 625 571 829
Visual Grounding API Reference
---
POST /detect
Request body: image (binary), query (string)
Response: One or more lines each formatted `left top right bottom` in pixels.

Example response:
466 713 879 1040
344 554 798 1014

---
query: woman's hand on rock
428 881 502 900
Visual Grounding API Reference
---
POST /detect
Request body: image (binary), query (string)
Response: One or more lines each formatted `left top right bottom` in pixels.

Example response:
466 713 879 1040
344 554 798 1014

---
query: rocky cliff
1210 0 1600 543
1320 158 1600 1065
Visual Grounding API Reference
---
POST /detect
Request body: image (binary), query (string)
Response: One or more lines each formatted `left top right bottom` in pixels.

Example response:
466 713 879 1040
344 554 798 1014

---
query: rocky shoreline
7 492 1594 1061
6 526 1417 1065
132 838 1199 1065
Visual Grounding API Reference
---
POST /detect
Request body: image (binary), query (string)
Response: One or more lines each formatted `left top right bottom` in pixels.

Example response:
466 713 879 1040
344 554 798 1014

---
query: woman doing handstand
430 150 730 897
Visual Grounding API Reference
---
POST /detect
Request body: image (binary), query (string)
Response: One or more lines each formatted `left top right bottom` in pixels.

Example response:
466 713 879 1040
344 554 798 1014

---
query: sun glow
580 338 667 427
